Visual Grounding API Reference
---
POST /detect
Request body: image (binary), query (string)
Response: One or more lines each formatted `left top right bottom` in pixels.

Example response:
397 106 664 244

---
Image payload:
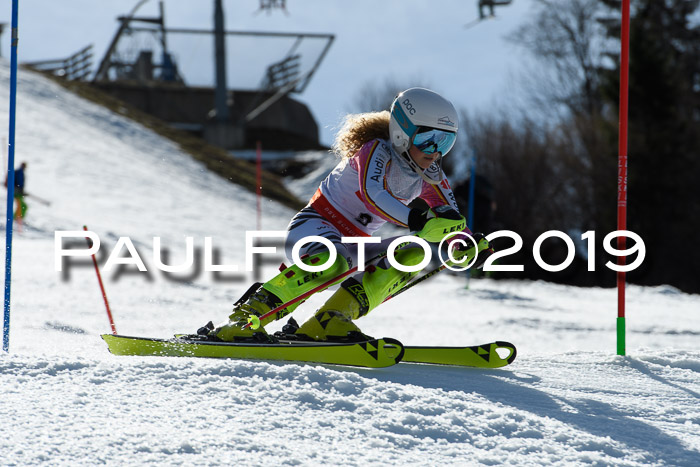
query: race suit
285 138 468 268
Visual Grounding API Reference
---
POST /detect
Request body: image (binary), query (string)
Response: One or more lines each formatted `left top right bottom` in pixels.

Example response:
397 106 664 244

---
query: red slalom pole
256 141 262 231
254 141 263 282
83 226 117 334
617 0 631 356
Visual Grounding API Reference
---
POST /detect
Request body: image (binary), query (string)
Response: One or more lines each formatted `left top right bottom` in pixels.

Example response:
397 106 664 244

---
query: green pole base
617 317 626 356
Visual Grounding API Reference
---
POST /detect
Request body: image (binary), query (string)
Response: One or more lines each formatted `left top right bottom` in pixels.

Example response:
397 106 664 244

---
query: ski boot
207 283 281 342
293 287 372 342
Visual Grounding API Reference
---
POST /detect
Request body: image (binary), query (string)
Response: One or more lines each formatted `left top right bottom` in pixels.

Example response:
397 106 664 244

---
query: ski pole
84 225 117 334
243 242 411 330
382 263 448 304
382 238 488 303
25 193 51 206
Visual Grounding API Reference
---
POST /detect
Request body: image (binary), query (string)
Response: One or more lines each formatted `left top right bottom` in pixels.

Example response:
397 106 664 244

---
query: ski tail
102 334 405 368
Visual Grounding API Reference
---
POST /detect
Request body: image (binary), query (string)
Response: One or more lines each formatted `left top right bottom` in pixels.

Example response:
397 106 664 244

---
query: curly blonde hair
332 111 390 159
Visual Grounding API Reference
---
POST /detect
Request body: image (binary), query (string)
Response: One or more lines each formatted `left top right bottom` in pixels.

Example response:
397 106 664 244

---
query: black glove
408 205 463 231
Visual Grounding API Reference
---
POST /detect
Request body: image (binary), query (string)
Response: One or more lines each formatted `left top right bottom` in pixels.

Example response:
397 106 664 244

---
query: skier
13 161 28 221
4 161 28 222
198 88 493 342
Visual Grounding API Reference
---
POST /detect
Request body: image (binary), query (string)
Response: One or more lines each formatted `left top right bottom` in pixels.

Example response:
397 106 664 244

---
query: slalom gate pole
617 0 631 356
3 0 19 353
255 141 262 231
254 141 263 282
467 155 476 231
84 226 117 334
465 152 477 287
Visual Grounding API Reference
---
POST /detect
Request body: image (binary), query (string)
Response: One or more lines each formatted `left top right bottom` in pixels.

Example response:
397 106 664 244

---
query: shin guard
258 251 350 322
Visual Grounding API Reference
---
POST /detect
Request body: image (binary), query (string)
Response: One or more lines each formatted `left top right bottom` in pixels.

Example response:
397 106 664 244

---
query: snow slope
0 64 698 466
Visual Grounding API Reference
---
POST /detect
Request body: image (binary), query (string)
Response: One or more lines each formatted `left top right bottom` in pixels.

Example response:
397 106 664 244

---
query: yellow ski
102 334 404 368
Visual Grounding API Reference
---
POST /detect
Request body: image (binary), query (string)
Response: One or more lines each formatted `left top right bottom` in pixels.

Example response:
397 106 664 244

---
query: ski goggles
412 127 457 156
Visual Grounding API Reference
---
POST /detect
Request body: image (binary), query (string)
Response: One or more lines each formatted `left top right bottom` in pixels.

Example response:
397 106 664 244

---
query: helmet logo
402 98 417 115
438 116 455 127
394 110 410 130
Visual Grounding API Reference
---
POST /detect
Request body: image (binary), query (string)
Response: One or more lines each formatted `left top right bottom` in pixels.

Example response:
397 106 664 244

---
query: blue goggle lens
413 128 457 155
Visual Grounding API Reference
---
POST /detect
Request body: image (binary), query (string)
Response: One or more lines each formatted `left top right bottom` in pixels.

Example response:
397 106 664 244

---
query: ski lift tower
208 0 291 146
208 0 234 146
92 0 333 150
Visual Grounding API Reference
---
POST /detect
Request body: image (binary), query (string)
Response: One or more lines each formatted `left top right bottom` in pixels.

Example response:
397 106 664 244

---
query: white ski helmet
389 87 459 156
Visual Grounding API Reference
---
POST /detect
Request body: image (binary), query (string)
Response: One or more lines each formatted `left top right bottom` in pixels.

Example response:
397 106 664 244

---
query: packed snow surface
0 65 698 466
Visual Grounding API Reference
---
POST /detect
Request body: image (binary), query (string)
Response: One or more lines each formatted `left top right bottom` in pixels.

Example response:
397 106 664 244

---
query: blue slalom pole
467 152 477 231
465 150 477 287
3 0 19 352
